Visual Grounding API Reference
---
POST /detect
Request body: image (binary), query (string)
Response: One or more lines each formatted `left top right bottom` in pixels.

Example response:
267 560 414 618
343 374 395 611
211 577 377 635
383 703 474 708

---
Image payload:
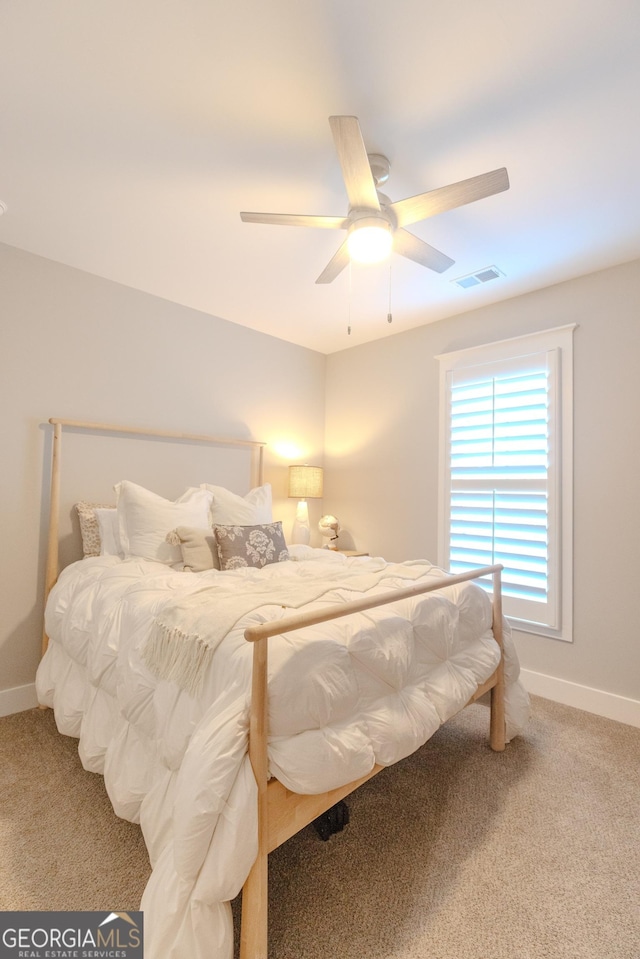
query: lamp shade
288 465 323 499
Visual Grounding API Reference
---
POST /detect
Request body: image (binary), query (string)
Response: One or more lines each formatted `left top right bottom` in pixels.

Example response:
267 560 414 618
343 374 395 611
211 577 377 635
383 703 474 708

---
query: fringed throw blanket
143 560 436 695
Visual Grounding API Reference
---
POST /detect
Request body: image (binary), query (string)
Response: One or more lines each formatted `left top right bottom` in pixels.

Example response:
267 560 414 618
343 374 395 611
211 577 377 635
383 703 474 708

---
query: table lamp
288 465 323 545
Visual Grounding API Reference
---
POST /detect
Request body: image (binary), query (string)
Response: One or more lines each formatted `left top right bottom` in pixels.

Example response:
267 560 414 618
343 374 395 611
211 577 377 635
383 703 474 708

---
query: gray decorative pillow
75 502 114 557
165 526 220 571
213 522 289 570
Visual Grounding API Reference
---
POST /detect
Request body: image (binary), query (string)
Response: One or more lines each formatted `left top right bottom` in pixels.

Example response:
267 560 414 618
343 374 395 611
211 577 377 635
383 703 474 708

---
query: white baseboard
519 668 640 728
0 683 39 718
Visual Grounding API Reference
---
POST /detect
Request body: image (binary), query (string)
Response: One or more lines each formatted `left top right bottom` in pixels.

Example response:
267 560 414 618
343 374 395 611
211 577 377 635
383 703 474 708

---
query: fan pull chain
347 260 352 335
387 260 393 324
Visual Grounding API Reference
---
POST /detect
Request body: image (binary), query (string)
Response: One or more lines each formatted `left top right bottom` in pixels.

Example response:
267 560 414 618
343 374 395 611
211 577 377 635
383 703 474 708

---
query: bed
36 418 530 959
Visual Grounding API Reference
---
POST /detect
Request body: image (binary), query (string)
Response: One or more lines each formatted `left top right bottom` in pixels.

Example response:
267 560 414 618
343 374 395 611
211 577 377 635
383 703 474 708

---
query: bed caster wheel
312 800 350 841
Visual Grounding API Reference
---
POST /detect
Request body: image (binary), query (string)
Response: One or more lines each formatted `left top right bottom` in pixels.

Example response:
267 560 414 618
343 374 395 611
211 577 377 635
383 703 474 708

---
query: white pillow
115 481 213 565
201 483 273 525
95 508 122 557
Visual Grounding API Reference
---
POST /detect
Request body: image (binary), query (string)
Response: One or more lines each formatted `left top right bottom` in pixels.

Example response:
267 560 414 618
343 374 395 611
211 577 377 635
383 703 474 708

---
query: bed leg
490 568 506 752
240 850 268 959
490 669 506 752
240 635 270 959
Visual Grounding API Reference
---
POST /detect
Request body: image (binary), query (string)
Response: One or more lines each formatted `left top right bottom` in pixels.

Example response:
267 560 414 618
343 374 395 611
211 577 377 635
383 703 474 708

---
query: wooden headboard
43 417 266 654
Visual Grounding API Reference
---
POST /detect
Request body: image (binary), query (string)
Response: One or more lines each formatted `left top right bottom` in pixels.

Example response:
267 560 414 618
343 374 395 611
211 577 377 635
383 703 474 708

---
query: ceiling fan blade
390 167 509 228
240 211 346 229
393 228 455 273
315 239 350 284
329 116 380 211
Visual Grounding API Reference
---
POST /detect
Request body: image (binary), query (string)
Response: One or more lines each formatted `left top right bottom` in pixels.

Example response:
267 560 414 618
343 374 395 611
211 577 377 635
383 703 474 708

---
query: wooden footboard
240 564 505 959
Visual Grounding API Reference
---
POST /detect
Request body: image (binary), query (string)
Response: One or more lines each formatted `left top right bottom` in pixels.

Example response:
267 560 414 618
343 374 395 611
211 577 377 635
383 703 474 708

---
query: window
437 325 575 642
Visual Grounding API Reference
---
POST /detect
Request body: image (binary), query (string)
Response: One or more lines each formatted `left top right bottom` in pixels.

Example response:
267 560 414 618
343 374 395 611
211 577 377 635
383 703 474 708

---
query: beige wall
0 242 326 701
325 258 640 708
2 240 639 719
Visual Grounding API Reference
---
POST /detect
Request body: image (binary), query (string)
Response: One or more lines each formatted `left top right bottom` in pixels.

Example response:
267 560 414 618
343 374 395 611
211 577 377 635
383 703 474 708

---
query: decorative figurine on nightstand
319 514 340 549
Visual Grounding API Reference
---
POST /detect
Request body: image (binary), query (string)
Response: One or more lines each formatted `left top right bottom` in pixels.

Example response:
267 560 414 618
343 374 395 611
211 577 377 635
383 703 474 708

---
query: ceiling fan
240 115 509 284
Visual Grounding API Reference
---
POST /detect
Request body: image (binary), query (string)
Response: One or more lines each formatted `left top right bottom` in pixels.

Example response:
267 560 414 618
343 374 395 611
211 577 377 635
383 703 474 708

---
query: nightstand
335 549 369 557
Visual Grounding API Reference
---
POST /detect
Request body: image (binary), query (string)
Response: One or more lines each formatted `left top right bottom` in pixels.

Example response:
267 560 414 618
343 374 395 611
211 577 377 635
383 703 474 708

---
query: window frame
437 324 576 643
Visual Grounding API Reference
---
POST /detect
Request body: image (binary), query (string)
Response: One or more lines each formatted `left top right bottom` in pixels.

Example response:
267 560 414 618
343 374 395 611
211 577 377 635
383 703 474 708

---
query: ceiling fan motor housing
367 153 390 187
348 207 396 230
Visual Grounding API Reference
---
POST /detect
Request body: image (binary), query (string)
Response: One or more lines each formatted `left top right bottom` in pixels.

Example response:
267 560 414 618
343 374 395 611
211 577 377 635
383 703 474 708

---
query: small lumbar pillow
75 502 114 557
201 483 273 525
213 521 289 570
165 526 220 572
115 481 213 566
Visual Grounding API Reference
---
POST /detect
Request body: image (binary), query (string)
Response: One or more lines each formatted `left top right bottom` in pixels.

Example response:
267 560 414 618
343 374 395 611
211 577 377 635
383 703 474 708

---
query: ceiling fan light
347 221 393 264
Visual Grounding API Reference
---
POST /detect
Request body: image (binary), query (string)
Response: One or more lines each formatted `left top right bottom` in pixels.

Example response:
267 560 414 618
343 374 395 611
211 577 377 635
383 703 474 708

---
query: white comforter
36 547 529 959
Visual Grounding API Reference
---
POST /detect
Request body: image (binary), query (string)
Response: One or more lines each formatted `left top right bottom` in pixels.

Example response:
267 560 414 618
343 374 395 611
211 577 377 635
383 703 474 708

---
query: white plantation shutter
438 327 574 641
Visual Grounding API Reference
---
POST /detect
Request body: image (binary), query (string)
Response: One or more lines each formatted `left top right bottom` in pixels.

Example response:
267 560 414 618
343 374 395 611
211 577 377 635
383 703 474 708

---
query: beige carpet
1 697 638 958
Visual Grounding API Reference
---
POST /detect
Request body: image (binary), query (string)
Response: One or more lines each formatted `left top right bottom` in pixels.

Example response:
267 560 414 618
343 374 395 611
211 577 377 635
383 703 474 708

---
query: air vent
452 266 504 289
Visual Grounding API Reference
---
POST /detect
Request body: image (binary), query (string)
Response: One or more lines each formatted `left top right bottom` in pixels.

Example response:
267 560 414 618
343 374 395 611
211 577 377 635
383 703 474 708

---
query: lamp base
291 500 310 545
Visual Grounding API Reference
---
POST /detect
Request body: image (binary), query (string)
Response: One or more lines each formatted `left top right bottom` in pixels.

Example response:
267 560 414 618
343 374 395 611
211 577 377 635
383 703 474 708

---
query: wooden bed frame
42 418 506 959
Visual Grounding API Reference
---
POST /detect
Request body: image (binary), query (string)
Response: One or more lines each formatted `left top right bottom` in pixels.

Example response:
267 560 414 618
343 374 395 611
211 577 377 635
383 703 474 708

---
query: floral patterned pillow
213 522 289 570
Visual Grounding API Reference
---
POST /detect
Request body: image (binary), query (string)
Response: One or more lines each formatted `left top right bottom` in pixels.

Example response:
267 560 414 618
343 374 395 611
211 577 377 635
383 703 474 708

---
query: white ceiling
2 0 640 354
